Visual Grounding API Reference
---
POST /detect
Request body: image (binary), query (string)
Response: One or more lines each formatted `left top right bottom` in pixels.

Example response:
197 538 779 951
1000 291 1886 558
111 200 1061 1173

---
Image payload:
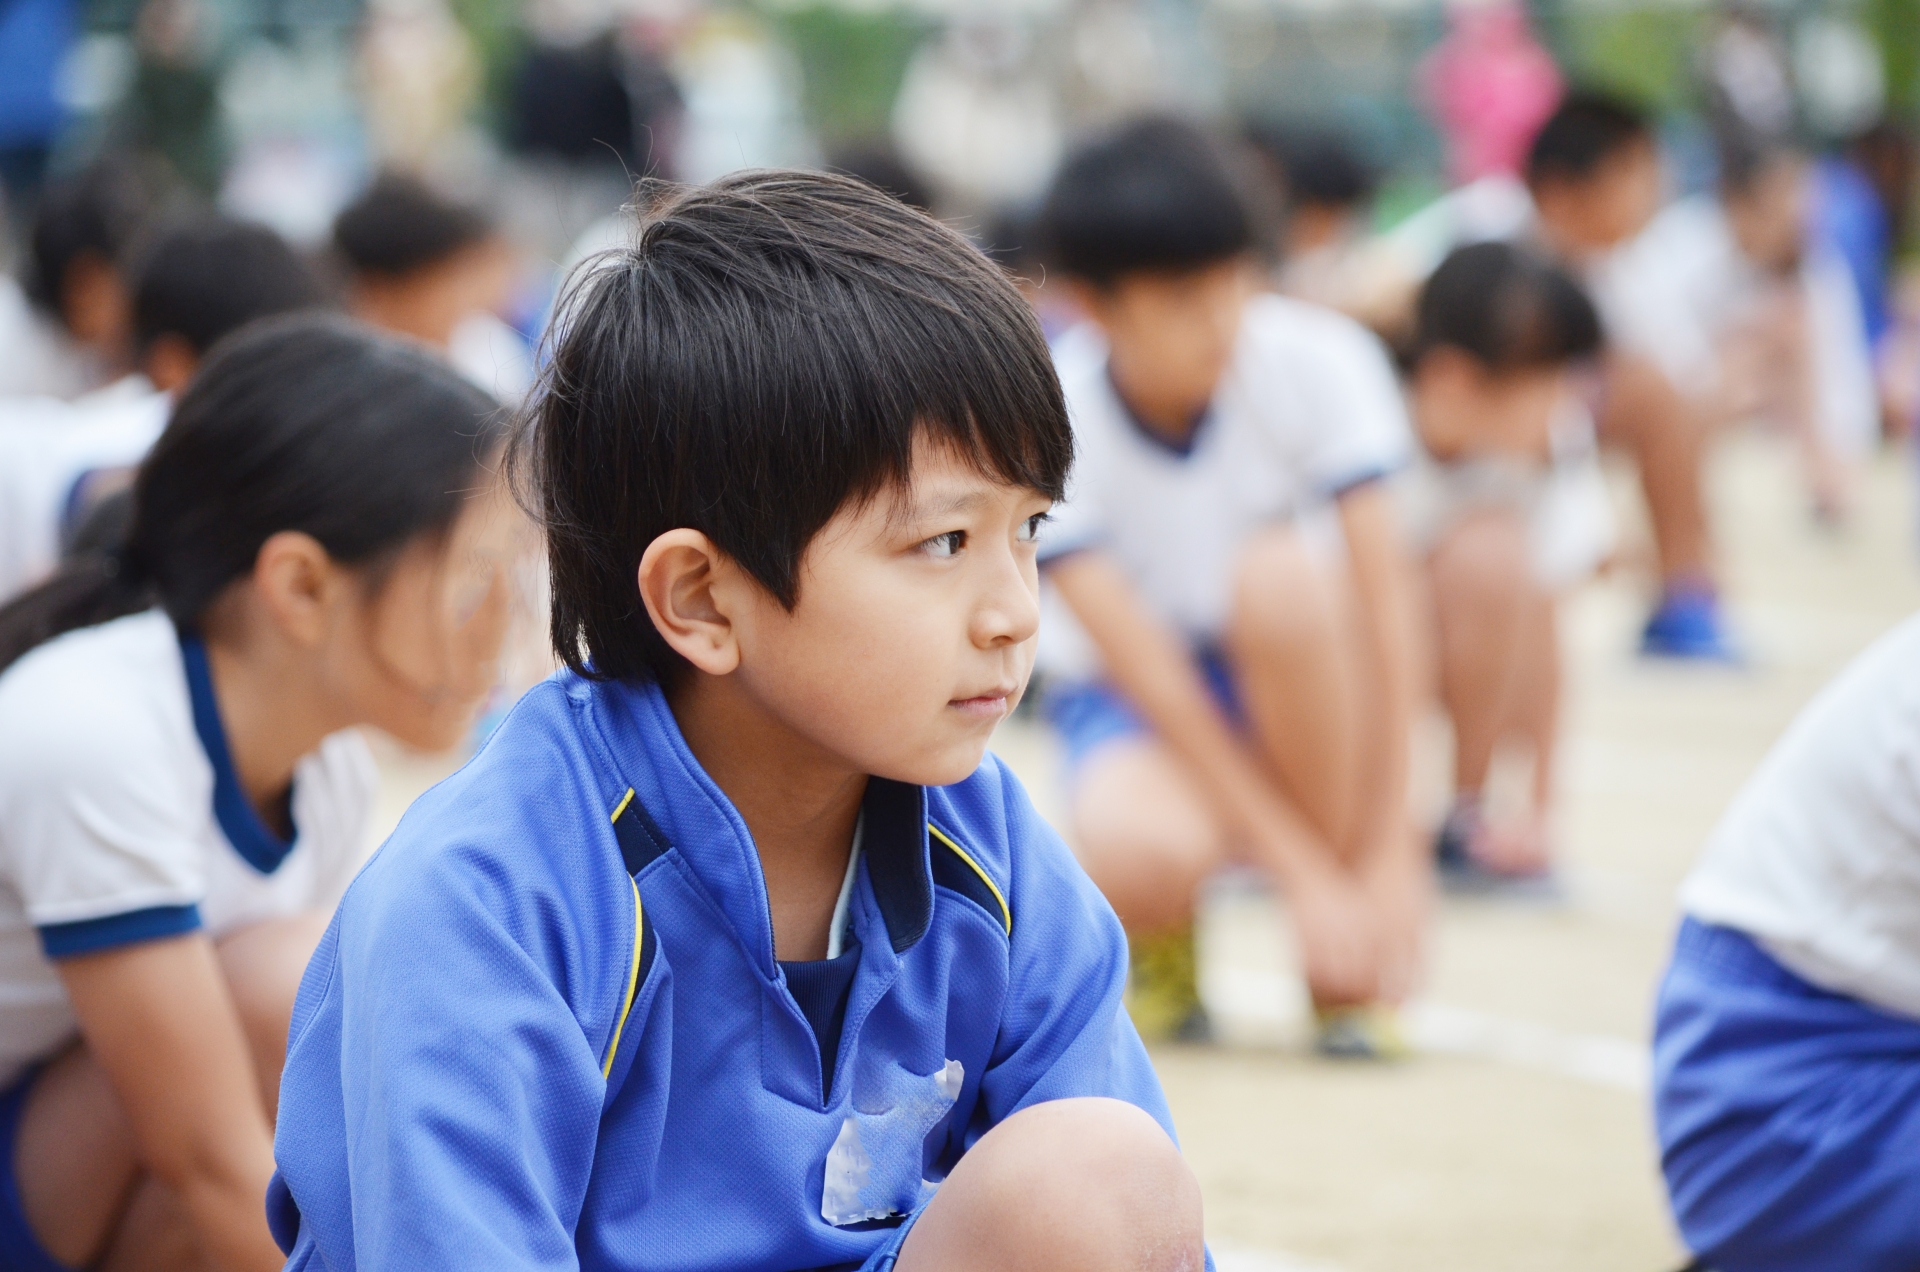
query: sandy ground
370 431 1919 1272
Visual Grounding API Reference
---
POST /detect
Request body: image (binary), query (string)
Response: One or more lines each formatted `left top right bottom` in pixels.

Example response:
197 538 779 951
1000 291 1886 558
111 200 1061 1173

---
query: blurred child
1654 610 1920 1270
270 172 1207 1272
0 315 513 1271
1626 141 1879 523
0 214 326 599
1377 94 1733 661
1401 243 1606 884
1034 118 1424 1054
0 159 153 399
1252 130 1396 323
331 172 533 401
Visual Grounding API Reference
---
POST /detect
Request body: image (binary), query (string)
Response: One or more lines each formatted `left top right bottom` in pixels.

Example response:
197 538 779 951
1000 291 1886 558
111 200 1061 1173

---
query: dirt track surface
367 432 1918 1272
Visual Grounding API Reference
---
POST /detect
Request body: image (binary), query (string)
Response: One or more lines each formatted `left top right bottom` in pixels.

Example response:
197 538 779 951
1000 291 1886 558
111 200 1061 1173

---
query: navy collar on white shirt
179 632 297 874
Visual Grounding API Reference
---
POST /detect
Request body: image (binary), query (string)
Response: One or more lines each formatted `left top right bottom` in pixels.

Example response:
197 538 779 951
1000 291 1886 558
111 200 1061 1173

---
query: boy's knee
215 912 328 1041
970 1098 1204 1269
1431 512 1531 606
1230 529 1339 651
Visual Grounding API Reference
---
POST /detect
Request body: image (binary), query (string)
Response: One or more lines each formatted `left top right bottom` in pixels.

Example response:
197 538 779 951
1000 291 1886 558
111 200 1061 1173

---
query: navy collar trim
179 634 297 875
1106 364 1211 459
859 777 932 953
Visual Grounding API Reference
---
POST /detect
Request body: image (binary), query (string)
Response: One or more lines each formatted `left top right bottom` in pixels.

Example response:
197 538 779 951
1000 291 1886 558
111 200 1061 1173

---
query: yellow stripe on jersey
928 824 1011 936
602 876 643 1079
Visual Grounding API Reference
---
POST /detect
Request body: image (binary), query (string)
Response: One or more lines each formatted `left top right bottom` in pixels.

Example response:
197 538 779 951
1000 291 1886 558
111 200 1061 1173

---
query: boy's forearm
1337 484 1419 866
1047 552 1343 888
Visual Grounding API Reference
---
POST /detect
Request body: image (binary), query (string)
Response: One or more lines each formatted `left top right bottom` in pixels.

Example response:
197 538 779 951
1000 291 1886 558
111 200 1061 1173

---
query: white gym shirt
1680 611 1920 1020
1036 292 1413 681
0 610 376 1088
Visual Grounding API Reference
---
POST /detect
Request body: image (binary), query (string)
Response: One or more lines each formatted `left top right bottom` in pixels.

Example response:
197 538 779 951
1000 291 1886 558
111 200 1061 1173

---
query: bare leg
1601 351 1715 589
14 1044 143 1266
1069 739 1228 937
895 1098 1205 1272
97 1177 203 1272
13 912 329 1264
1429 511 1533 800
1484 589 1560 871
1223 525 1365 860
1513 591 1561 818
216 909 330 1118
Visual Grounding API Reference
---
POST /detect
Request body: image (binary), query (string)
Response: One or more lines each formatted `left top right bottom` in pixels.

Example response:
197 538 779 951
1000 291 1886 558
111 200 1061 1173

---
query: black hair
1525 92 1654 187
1038 116 1254 287
1246 125 1378 209
23 158 154 324
128 215 328 356
0 314 505 675
517 168 1072 685
332 173 494 278
1410 242 1603 372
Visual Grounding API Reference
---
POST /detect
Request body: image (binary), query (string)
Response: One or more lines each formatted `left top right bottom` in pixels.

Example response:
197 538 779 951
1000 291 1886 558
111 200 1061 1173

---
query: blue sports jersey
270 671 1192 1270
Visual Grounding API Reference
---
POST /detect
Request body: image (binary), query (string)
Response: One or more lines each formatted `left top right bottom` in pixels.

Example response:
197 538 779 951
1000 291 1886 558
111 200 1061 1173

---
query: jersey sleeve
0 674 209 957
273 829 618 1271
1265 305 1416 499
970 759 1180 1142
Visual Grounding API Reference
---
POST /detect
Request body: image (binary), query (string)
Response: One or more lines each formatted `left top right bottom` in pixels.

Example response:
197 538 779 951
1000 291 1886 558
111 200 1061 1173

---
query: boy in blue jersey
269 170 1209 1272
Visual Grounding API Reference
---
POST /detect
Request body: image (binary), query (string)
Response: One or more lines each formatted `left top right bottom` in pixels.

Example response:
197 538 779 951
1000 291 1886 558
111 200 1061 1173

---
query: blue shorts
1654 918 1920 1271
1042 649 1244 777
0 1070 70 1272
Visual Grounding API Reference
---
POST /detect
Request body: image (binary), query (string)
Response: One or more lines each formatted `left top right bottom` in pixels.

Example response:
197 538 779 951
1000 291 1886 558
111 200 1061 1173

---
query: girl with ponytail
0 313 516 1271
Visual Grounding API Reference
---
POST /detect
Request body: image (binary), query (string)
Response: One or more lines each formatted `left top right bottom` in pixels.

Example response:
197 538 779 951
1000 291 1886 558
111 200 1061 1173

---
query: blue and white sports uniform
271 671 1205 1272
0 610 375 1271
1656 612 1920 1271
1033 295 1413 773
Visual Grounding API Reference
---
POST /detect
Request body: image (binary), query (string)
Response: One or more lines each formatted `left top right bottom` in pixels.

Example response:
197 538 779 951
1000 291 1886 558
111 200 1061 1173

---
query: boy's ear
1060 277 1112 325
637 529 741 677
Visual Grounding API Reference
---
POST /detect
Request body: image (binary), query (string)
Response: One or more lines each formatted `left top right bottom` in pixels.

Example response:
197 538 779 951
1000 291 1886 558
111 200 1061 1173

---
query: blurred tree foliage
1863 0 1920 114
444 0 521 131
757 3 928 145
1555 3 1707 114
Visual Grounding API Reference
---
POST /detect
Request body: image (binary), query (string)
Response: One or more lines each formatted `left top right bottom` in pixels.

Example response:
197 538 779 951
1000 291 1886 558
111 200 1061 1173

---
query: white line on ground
1210 1239 1346 1272
1204 966 1651 1093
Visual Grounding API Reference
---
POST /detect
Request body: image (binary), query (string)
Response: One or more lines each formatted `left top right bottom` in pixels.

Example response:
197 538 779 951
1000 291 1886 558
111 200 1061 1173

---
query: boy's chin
877 737 993 791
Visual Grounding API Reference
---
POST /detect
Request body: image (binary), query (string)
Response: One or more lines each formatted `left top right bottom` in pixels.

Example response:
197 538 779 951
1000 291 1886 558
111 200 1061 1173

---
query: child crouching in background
1400 241 1608 889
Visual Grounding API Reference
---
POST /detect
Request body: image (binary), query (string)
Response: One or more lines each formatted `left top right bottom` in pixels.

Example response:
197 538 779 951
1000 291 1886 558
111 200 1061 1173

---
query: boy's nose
973 554 1041 648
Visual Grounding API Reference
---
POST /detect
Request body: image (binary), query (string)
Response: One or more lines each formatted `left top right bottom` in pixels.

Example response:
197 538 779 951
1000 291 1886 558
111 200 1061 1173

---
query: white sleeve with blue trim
0 622 211 955
1245 296 1415 500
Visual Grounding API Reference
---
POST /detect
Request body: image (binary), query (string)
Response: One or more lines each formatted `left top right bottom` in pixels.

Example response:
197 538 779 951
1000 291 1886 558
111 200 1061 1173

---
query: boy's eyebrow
907 490 990 520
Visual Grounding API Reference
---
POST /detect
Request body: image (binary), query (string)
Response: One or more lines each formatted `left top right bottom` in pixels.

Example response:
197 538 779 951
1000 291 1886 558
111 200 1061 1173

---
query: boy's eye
1017 512 1050 544
923 530 966 558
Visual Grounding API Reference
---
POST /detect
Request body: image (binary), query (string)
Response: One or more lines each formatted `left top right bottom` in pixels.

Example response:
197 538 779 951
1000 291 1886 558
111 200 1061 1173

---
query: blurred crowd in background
0 0 1914 413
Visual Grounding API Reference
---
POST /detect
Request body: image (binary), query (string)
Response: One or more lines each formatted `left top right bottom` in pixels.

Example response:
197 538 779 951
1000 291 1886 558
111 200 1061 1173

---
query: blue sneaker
1640 589 1741 663
1434 807 1561 901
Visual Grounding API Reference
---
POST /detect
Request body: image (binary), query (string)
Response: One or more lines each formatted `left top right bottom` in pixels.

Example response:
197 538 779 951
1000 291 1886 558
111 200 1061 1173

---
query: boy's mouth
948 688 1017 721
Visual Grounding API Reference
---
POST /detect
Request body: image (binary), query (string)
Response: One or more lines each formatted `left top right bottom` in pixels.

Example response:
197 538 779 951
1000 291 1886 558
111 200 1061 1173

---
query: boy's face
1725 156 1808 277
714 438 1052 788
1410 347 1570 462
1076 257 1256 431
1532 139 1662 258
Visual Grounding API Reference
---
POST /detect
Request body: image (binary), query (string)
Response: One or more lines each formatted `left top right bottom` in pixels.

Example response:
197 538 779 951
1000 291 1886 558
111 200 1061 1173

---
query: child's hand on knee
1287 862 1383 1005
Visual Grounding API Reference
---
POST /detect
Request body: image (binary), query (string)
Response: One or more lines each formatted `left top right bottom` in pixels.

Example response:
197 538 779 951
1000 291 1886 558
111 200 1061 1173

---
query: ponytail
0 547 152 673
0 313 505 676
